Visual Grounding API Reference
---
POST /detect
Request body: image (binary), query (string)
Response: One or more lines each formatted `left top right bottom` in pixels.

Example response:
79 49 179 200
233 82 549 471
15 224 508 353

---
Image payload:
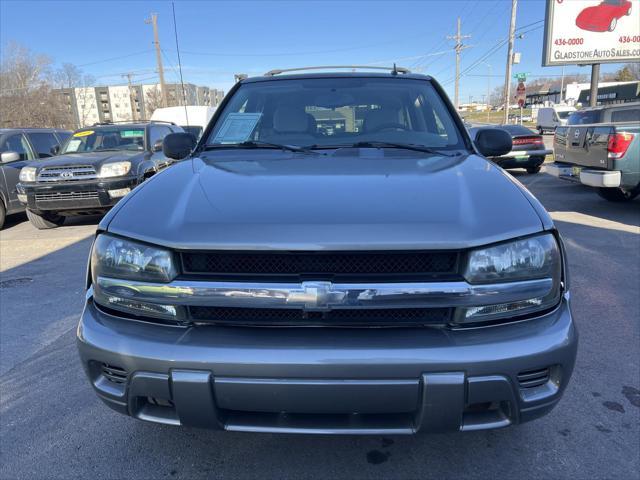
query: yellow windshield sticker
74 130 94 137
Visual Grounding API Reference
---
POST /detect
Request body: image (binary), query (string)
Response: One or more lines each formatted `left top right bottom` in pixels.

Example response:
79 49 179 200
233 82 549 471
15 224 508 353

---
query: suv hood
28 150 141 170
106 152 547 251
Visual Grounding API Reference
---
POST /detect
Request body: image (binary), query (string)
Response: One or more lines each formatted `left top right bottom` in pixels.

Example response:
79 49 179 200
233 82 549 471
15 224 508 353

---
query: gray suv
77 68 577 435
0 128 71 228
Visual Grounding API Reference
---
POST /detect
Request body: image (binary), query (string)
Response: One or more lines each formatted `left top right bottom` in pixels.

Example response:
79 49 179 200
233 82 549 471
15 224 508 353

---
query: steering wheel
370 122 410 132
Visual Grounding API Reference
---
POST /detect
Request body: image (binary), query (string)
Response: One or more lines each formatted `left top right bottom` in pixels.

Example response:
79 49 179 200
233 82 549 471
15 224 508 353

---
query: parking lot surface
1 169 638 480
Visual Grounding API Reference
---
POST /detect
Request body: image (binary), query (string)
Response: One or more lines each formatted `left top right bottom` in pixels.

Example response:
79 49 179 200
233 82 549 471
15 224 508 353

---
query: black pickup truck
549 102 640 202
17 121 184 228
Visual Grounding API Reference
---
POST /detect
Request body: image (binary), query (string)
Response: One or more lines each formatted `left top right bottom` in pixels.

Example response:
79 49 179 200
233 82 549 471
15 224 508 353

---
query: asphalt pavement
1 166 638 480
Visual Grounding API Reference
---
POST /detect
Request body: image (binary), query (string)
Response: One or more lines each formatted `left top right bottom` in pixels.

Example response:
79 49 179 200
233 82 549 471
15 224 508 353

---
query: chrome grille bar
37 165 98 182
95 277 553 311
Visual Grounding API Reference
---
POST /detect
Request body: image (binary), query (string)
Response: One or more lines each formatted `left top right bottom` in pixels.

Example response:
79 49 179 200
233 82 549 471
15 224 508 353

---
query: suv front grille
181 251 459 281
188 306 452 326
35 191 99 201
37 165 98 182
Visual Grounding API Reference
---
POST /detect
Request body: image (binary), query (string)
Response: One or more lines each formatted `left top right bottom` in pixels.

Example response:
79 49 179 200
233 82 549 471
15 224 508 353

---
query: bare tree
144 86 164 117
0 42 72 128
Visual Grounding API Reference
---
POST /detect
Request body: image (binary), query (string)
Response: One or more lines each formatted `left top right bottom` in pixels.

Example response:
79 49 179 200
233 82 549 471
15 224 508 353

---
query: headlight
19 167 36 182
459 233 562 323
99 161 131 178
91 234 177 283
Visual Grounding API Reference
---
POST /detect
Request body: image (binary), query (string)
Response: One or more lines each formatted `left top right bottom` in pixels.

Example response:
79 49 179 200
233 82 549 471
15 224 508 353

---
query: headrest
273 106 309 133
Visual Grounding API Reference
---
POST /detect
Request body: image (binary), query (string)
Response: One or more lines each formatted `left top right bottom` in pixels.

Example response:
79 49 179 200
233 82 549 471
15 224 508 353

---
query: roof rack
263 65 411 76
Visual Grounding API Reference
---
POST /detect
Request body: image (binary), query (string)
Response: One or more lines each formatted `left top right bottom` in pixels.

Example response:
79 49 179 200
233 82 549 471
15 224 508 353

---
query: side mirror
1 151 20 163
162 133 196 160
50 144 60 156
152 139 164 153
474 128 512 158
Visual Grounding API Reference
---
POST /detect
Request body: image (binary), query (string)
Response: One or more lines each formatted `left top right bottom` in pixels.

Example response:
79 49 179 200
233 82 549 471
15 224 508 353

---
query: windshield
182 125 203 139
556 110 572 120
206 77 465 150
567 110 602 125
61 127 145 154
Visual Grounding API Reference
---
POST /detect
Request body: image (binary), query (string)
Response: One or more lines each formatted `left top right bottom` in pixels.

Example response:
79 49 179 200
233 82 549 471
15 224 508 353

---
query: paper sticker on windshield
121 130 144 138
65 139 82 152
74 130 94 137
212 113 262 144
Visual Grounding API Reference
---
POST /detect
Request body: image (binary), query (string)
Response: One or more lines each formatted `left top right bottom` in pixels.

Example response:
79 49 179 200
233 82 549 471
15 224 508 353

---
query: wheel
608 17 617 31
0 201 5 230
597 187 640 202
26 209 65 229
626 5 632 15
526 166 542 174
537 127 544 135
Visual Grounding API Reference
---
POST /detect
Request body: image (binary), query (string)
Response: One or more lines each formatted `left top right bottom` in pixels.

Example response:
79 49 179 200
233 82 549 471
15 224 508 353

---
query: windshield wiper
203 141 319 155
321 142 458 157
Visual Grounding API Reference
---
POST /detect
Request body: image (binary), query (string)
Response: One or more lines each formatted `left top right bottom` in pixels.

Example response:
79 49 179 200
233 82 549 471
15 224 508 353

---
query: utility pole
503 0 518 124
145 13 168 108
122 73 138 121
447 17 471 110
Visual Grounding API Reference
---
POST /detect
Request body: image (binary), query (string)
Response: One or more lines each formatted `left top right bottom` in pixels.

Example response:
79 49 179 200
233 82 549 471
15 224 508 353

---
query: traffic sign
513 72 530 81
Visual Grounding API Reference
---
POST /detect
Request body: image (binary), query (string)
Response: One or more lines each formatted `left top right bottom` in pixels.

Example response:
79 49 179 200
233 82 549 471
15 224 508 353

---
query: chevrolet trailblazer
77 67 577 434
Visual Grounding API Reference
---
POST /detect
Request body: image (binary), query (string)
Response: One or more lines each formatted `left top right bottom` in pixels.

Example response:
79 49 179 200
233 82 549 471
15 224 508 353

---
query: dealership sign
543 0 640 66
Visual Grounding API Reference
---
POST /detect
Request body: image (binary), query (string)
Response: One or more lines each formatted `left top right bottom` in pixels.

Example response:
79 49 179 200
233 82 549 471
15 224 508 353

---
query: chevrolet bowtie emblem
287 281 347 311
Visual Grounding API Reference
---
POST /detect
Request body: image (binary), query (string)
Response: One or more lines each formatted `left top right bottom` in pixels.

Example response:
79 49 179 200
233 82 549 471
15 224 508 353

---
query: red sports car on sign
576 0 632 32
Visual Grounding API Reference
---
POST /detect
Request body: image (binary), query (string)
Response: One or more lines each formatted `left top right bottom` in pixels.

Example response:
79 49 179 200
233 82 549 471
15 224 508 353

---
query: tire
537 127 544 135
0 201 5 230
26 209 65 229
526 166 542 174
597 187 640 202
626 5 632 15
608 18 617 31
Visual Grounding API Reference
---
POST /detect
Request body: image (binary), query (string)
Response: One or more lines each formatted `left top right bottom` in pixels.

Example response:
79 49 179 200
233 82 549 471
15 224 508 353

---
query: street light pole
503 0 518 124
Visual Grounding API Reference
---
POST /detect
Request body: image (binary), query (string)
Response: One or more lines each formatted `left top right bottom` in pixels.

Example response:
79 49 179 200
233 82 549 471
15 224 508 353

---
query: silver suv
77 68 577 434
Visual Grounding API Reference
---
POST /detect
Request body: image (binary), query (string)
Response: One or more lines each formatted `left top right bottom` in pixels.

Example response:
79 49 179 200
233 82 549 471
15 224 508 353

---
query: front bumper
18 176 138 212
77 295 577 434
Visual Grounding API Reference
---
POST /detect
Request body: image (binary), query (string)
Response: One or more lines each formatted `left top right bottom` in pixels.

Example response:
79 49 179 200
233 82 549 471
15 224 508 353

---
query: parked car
536 106 576 134
150 106 216 139
549 102 640 201
77 67 576 435
0 128 71 229
16 121 184 229
468 124 552 174
576 0 632 32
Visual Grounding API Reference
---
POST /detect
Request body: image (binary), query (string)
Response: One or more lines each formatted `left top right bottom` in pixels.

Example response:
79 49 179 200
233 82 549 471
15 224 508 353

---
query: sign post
516 81 526 124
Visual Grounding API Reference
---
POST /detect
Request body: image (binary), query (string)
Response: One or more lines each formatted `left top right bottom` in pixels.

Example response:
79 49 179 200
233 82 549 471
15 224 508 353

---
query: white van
150 106 216 139
536 106 576 134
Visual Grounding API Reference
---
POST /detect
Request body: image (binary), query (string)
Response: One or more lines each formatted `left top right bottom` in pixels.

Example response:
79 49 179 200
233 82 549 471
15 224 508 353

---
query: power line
172 1 189 122
76 50 154 68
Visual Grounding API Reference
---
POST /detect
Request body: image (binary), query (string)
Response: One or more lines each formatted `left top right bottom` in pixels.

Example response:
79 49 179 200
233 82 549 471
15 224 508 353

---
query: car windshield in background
61 127 145 154
498 125 535 136
567 110 601 125
182 125 203 139
206 77 464 151
556 111 572 119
